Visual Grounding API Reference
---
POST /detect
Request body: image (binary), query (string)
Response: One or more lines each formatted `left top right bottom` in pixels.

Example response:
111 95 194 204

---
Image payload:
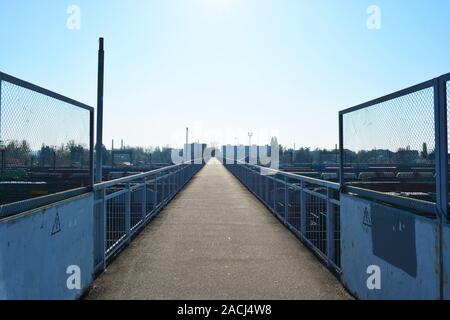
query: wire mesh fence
226 163 341 271
304 191 327 256
93 163 202 272
0 72 93 209
341 83 436 204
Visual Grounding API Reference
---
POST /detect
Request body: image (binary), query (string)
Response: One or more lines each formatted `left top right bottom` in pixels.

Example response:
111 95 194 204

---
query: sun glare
197 0 239 11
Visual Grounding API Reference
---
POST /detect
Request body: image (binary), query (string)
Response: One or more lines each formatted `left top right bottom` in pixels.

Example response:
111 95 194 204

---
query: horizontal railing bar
0 187 91 220
229 162 432 215
0 71 94 112
439 72 450 82
302 188 328 200
94 164 182 190
95 160 203 190
129 183 145 192
339 78 435 115
225 159 340 189
345 185 436 214
105 188 128 201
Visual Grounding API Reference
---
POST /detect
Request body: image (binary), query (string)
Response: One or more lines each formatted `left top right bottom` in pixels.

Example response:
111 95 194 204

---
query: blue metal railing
93 163 203 272
225 162 341 271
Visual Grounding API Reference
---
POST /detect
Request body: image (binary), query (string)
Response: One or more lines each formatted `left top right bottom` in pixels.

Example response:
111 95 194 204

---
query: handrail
0 71 94 111
94 160 203 190
339 77 435 116
345 185 436 215
0 187 90 220
226 159 437 215
94 164 182 190
224 159 340 190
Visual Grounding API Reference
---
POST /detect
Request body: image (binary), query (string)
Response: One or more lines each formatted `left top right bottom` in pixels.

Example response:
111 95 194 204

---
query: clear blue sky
1 0 450 149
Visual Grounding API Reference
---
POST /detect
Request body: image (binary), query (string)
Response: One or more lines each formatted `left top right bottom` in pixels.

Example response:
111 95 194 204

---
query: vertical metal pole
273 177 276 211
142 178 147 221
300 181 307 239
326 188 336 268
435 77 447 300
95 37 105 183
162 173 166 204
0 74 2 140
125 183 131 243
182 166 185 187
89 110 95 186
436 78 448 220
168 172 172 199
0 76 3 178
102 189 107 269
284 176 289 223
153 173 158 212
172 171 175 197
185 128 189 163
338 113 345 187
257 172 261 198
265 176 269 205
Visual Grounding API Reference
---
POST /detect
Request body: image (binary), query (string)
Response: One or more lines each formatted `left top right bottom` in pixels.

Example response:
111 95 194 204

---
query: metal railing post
435 76 448 300
154 173 158 212
284 176 289 222
175 169 179 192
172 170 175 197
170 172 175 198
95 38 105 184
102 189 107 269
125 182 131 243
89 110 95 187
326 187 336 268
338 113 345 187
162 174 167 204
168 171 172 199
273 177 276 210
300 181 307 239
265 176 269 205
0 77 2 179
436 77 448 220
142 178 147 220
0 76 2 138
259 173 263 199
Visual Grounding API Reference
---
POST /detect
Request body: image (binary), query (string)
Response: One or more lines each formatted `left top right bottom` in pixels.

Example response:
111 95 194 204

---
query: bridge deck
86 160 350 300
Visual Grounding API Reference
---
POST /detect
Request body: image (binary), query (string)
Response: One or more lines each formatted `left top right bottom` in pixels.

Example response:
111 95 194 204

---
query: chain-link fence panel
0 73 93 207
341 82 436 204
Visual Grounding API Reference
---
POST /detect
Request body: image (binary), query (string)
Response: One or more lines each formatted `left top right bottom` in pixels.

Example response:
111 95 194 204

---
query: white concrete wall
0 193 94 300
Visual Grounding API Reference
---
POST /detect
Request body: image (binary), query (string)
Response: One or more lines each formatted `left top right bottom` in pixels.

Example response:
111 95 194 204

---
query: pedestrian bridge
2 71 450 300
85 160 350 300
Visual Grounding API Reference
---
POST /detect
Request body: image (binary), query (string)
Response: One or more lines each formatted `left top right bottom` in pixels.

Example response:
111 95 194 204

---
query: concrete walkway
86 160 351 300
